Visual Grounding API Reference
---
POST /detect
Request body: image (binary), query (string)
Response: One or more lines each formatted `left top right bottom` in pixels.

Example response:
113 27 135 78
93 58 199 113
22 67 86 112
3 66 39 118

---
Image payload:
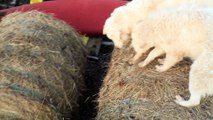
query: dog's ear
0 12 6 21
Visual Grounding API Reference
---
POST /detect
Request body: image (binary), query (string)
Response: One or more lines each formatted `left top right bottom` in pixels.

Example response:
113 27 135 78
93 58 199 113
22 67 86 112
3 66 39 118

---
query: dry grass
97 41 213 120
0 11 87 120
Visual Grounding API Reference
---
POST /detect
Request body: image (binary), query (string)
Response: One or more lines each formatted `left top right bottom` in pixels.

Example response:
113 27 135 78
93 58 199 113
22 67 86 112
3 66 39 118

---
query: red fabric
0 0 127 36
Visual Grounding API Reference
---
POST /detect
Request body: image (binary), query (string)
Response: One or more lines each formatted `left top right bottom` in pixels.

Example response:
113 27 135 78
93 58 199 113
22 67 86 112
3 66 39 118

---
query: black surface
79 37 114 120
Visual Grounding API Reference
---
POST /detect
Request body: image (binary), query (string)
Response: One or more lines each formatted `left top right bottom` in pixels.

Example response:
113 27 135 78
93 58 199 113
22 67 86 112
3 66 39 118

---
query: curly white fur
130 5 213 72
103 0 213 48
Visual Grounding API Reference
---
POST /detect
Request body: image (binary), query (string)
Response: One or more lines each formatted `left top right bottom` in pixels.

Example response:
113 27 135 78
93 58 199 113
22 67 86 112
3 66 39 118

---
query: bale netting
0 11 87 120
97 41 213 120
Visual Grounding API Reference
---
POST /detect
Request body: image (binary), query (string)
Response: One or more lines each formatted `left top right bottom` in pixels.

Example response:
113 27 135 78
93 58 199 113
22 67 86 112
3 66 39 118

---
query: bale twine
97 41 213 120
0 11 87 120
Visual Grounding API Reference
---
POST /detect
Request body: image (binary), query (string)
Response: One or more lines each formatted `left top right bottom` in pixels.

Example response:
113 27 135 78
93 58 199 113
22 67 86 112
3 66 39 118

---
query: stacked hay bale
97 41 213 119
0 11 87 120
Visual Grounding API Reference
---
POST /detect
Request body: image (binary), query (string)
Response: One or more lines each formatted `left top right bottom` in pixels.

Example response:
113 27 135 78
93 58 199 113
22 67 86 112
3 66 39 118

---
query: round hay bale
97 42 213 120
0 11 87 120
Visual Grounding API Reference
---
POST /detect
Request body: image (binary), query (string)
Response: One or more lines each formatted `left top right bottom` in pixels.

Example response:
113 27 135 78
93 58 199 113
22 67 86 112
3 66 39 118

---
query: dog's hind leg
155 52 183 72
175 91 202 107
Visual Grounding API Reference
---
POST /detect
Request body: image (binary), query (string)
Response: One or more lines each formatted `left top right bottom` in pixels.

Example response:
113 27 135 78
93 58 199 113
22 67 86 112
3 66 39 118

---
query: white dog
175 40 213 107
103 0 213 49
130 5 213 72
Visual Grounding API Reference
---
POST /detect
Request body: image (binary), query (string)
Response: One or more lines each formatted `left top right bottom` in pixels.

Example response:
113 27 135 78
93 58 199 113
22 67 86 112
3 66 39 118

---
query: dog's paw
128 59 135 65
157 58 164 64
155 65 167 72
138 61 145 68
175 95 184 106
175 95 199 107
115 45 123 49
175 95 190 107
175 95 184 102
114 42 123 49
138 60 150 68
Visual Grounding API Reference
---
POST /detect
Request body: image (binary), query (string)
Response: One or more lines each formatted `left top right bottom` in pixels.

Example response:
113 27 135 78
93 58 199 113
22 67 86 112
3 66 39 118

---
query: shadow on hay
79 36 114 120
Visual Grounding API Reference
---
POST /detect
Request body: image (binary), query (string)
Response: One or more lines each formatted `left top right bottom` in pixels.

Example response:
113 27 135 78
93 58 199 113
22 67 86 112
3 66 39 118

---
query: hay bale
97 42 213 120
0 11 87 120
